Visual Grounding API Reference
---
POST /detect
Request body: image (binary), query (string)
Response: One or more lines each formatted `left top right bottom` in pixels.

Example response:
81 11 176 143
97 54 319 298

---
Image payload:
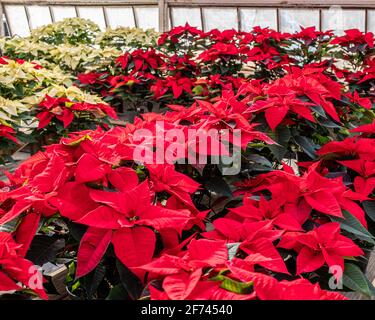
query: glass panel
4 5 30 37
51 6 77 21
279 9 320 33
26 6 52 29
77 6 106 30
368 10 375 33
239 8 277 31
134 7 159 31
202 8 238 31
171 7 202 29
105 7 135 28
321 8 366 34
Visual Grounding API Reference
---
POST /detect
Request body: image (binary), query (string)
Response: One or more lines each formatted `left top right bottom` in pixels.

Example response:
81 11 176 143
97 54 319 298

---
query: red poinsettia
204 219 288 274
52 165 192 278
350 120 375 135
345 91 373 110
147 164 200 208
0 232 48 299
229 196 302 231
338 159 375 196
278 222 363 275
36 94 117 129
318 137 375 161
0 125 18 143
248 93 317 130
235 163 367 226
331 29 374 48
198 42 246 63
158 24 203 46
78 72 108 85
228 266 346 300
137 238 228 300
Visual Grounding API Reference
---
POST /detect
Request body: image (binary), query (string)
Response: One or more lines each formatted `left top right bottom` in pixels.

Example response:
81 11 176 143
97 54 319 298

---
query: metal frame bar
132 6 138 28
102 6 109 28
2 0 375 7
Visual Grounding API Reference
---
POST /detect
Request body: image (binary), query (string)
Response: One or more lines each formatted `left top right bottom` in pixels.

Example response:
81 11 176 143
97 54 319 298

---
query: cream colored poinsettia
0 57 72 94
0 97 29 125
0 19 159 75
0 37 51 59
30 18 100 45
96 27 159 49
22 84 107 106
48 44 122 71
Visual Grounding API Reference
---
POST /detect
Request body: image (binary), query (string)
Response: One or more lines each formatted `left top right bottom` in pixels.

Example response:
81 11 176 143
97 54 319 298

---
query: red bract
198 43 241 62
50 162 192 277
235 163 367 226
158 24 203 46
345 91 373 110
228 267 346 300
78 72 107 85
338 159 375 196
350 120 375 135
36 94 117 129
278 222 363 275
0 232 48 299
147 164 200 208
331 29 374 48
151 76 194 99
137 238 227 299
229 196 302 231
120 49 164 72
204 219 288 274
317 137 375 161
272 67 342 121
0 125 18 143
248 94 316 130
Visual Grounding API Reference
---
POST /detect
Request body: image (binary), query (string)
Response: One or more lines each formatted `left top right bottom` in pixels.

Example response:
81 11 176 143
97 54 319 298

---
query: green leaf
319 118 342 129
106 284 128 300
246 154 272 167
268 127 291 162
220 278 253 294
14 84 24 97
343 263 375 297
203 176 232 197
116 259 143 300
311 105 327 118
294 136 318 159
26 235 65 266
81 262 106 300
66 221 87 242
330 210 375 245
192 85 204 95
363 201 375 222
211 275 253 294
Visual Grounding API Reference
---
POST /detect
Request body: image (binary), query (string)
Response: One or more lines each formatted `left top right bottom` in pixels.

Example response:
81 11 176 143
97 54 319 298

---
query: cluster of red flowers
0 232 47 299
36 94 117 130
77 25 375 118
0 125 18 143
1 25 375 300
77 25 293 107
0 121 357 300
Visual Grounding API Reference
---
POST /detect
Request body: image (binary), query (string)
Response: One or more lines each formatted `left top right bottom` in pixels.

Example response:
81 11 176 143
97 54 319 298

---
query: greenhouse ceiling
1 1 375 36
